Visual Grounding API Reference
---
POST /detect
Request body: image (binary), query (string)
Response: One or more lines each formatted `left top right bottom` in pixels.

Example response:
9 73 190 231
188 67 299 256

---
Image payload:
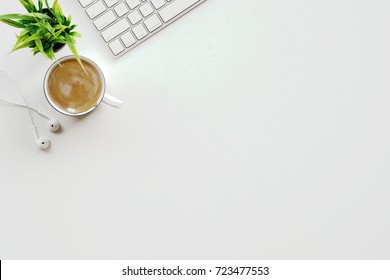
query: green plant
0 0 83 67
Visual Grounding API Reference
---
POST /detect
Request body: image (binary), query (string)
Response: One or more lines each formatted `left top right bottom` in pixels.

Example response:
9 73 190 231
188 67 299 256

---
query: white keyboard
78 0 207 57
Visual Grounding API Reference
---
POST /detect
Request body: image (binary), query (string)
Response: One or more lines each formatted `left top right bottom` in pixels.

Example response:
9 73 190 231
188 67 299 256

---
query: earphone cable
0 98 40 115
0 70 37 126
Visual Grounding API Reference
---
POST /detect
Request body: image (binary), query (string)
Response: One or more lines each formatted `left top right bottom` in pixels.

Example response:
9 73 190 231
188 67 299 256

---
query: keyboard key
121 32 137 47
144 14 162 32
94 10 117 31
109 39 125 55
114 3 129 17
126 0 141 9
128 10 142 25
103 0 118 7
132 24 148 40
159 0 200 23
151 0 165 9
86 1 106 19
79 0 93 8
101 18 131 42
139 3 154 17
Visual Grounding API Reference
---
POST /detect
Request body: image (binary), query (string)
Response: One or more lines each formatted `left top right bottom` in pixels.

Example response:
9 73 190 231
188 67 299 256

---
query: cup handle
103 94 123 108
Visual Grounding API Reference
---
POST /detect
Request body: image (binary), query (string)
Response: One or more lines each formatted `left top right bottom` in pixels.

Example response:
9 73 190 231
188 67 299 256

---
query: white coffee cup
43 55 122 116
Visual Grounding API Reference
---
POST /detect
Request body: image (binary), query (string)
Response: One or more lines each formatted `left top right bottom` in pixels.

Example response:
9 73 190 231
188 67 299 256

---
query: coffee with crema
46 58 103 114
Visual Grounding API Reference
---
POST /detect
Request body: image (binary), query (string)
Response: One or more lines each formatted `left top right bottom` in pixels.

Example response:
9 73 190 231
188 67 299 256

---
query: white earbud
1 71 60 150
37 110 60 132
31 124 50 150
0 98 61 133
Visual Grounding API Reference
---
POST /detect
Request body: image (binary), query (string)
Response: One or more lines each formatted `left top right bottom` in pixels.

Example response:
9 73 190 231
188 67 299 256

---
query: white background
0 0 389 259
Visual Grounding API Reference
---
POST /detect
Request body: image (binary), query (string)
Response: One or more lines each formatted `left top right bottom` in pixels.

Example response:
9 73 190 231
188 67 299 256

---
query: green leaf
0 14 24 20
32 46 40 55
14 31 31 48
0 18 25 28
64 33 86 73
52 0 64 15
19 31 45 45
69 31 82 38
46 46 55 60
0 13 51 22
34 38 45 57
50 0 64 23
38 0 43 12
10 40 35 52
27 12 51 20
19 0 37 13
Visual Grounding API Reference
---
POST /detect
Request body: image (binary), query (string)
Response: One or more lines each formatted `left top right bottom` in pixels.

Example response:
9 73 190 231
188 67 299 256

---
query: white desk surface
0 0 389 259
